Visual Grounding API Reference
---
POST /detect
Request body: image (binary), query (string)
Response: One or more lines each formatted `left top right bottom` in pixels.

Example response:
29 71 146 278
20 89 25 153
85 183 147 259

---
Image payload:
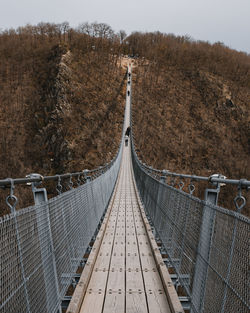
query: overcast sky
1 0 249 53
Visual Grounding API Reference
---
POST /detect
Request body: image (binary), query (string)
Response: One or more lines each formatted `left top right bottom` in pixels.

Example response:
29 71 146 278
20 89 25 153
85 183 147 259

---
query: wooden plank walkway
66 66 184 313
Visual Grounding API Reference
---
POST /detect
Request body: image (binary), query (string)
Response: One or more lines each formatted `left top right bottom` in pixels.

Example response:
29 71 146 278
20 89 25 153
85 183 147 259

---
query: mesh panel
131 150 250 313
0 148 121 313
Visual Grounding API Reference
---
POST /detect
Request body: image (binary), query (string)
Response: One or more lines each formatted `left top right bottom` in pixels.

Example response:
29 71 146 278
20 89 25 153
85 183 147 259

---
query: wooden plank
102 292 125 313
133 207 171 312
102 213 126 313
79 289 105 313
126 187 148 313
103 191 126 307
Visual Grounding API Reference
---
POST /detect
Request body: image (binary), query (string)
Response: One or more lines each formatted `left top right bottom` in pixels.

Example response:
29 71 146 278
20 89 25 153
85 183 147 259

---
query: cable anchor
188 180 195 195
68 174 73 190
77 174 81 187
5 178 18 213
234 179 246 212
178 177 185 190
56 175 63 195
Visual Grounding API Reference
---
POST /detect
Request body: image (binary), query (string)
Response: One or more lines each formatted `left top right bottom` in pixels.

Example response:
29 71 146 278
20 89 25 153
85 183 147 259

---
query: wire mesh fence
0 148 122 313
131 149 250 313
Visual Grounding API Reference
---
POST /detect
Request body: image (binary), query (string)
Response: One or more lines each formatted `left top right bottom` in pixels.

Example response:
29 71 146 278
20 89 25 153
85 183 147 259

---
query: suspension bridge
0 65 249 313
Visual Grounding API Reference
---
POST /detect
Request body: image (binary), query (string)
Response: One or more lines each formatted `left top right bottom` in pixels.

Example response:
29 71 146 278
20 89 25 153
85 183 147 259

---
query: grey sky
0 0 249 53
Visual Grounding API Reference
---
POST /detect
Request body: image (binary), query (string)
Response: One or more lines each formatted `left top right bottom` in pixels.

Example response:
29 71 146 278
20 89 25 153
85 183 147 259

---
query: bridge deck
67 144 183 313
67 66 183 313
82 147 172 313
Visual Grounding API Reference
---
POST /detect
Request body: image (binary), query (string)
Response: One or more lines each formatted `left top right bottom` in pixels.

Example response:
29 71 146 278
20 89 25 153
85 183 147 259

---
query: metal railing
0 160 118 189
136 163 250 189
129 73 250 312
0 147 122 313
0 67 131 313
0 84 130 313
132 151 250 313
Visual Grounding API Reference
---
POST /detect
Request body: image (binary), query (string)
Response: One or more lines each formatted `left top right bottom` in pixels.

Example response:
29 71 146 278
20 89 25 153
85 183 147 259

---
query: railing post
220 182 246 313
160 169 168 183
27 174 62 313
204 173 226 205
6 179 32 313
191 174 225 313
83 169 91 183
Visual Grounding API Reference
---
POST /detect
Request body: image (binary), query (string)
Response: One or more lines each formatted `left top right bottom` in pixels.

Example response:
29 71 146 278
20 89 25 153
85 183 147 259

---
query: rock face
38 50 73 172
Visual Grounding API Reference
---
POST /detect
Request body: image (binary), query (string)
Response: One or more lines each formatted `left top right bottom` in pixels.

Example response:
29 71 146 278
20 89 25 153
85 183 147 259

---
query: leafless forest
0 23 249 215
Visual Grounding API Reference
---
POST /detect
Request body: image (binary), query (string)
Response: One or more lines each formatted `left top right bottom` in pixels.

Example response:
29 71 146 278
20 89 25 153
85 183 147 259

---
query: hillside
0 25 249 216
0 23 126 214
128 32 250 215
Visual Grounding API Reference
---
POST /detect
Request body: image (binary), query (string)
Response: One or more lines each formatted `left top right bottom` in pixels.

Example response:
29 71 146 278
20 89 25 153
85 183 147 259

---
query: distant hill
127 32 250 215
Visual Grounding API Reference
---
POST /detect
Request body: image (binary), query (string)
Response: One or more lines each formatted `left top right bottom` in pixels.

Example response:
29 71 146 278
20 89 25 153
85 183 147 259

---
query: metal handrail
0 158 117 188
137 162 250 188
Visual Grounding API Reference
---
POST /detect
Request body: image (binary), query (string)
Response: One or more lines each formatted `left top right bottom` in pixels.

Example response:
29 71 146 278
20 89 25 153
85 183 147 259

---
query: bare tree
77 22 92 36
118 30 127 43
